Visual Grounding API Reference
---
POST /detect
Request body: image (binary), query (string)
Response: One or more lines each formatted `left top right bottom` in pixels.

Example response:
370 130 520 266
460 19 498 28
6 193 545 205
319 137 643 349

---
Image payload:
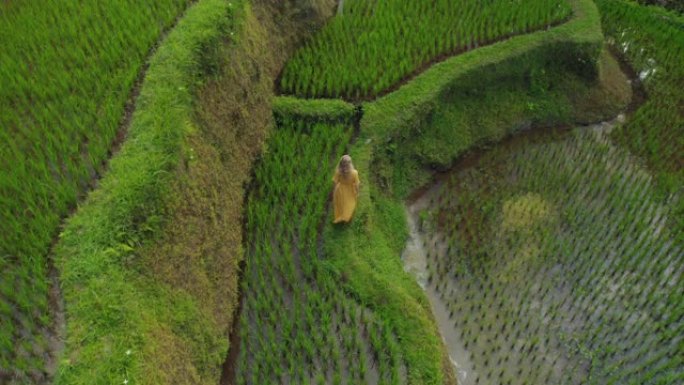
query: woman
332 154 360 224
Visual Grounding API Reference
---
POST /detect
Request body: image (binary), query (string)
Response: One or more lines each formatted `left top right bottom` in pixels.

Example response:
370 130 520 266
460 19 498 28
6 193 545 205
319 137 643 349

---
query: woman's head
338 154 353 175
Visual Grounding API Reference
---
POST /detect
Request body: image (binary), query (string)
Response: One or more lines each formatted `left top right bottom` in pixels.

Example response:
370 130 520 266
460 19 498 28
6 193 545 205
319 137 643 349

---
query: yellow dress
333 169 360 223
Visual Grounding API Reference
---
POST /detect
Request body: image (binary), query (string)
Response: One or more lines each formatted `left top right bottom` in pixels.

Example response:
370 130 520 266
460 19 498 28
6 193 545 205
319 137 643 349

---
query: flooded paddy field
403 118 683 385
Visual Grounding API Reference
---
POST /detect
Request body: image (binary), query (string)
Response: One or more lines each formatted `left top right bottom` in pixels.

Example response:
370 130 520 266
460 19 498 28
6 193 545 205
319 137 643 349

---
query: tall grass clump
279 0 572 100
0 0 190 380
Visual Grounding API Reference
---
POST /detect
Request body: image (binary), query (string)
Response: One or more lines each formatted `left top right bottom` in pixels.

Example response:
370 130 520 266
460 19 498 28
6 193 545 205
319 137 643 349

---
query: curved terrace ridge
233 0 610 384
278 0 578 101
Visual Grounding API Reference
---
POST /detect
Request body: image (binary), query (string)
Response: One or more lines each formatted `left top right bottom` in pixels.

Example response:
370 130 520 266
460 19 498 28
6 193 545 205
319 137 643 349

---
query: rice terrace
0 0 682 384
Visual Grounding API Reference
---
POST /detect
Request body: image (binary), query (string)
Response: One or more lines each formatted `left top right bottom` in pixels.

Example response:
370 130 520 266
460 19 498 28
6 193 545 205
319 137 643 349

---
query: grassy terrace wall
53 1 244 383
0 1 191 381
361 0 620 198
272 96 358 123
52 0 336 383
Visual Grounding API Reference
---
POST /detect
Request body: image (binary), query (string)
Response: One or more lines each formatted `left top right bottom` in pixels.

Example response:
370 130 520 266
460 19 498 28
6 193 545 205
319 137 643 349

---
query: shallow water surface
401 117 683 385
403 203 477 385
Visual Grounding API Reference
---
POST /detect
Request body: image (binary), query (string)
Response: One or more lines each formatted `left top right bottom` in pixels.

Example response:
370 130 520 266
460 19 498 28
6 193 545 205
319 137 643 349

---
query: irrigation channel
402 114 683 385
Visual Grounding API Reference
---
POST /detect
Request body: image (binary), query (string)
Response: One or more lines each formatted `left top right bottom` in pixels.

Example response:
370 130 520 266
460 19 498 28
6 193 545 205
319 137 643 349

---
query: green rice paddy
0 1 190 381
409 121 682 385
279 0 572 100
233 118 408 384
1 0 682 383
597 0 684 240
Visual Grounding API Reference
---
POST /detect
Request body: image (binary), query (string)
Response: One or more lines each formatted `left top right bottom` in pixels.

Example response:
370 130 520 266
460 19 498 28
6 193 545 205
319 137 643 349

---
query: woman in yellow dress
332 155 360 223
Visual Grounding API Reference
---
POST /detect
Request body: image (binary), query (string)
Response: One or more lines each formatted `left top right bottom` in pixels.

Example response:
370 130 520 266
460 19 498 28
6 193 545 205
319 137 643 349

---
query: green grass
596 0 684 242
52 1 243 383
133 3 339 384
414 124 683 384
272 96 358 123
279 0 572 100
0 0 191 380
360 0 603 139
4 0 675 383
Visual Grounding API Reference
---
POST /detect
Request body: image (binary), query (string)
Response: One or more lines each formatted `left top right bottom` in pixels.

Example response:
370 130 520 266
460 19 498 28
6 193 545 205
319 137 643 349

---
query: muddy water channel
403 208 477 384
402 117 683 385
